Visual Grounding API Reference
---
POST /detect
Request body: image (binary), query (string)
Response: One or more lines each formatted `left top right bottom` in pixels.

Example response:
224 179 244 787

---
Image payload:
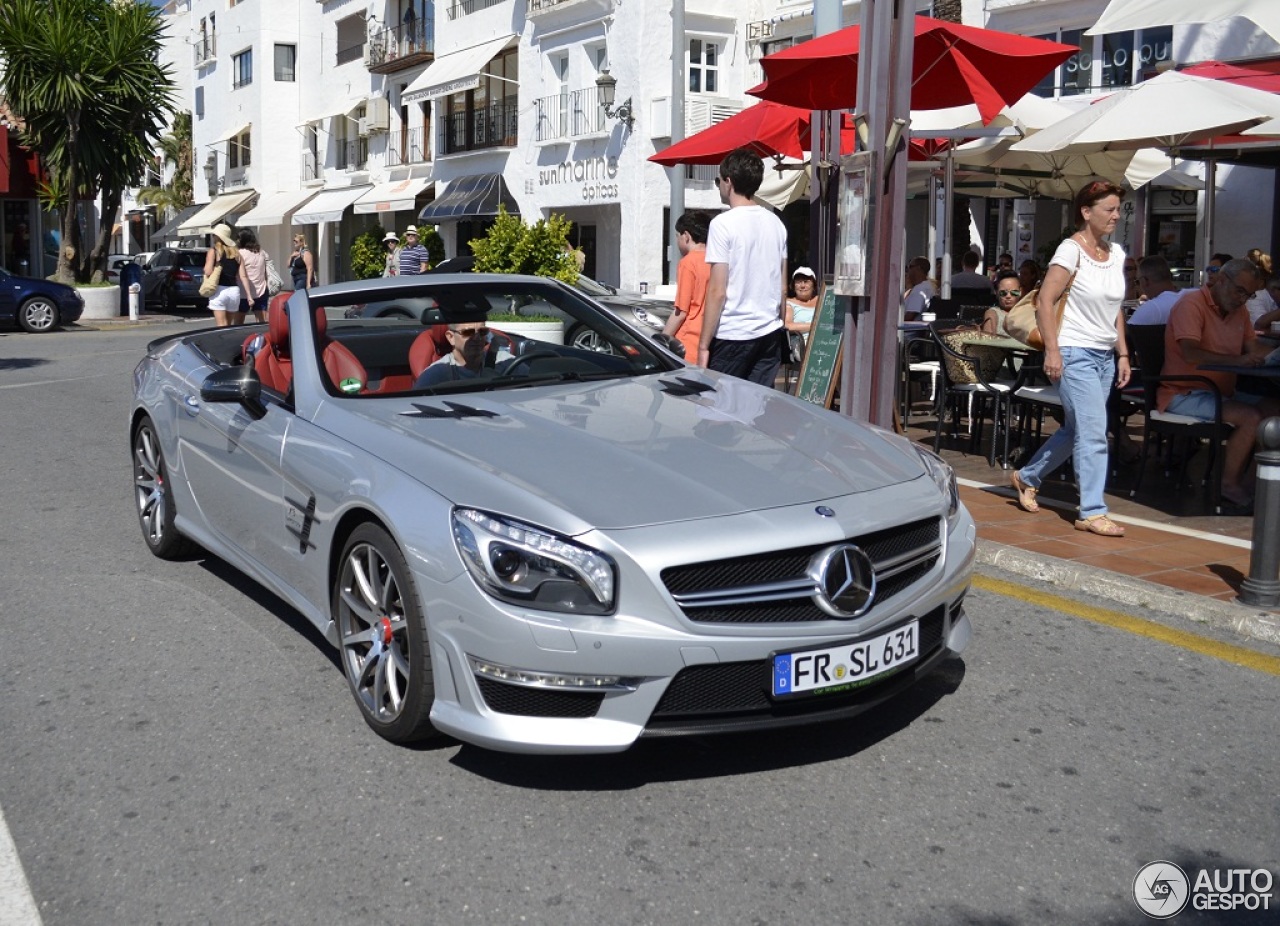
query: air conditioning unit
357 117 371 137
365 96 390 134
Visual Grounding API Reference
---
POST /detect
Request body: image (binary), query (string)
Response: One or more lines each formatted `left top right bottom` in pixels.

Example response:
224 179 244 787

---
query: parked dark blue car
0 266 84 333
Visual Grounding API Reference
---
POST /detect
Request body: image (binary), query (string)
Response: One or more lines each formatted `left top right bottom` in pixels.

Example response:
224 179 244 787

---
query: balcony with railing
366 19 434 74
447 0 505 19
534 87 607 143
336 138 370 172
194 33 216 67
388 127 429 166
526 0 613 17
444 99 518 154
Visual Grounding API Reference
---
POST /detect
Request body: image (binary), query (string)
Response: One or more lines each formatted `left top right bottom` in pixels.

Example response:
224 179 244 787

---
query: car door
175 383 297 591
141 251 171 305
0 268 17 324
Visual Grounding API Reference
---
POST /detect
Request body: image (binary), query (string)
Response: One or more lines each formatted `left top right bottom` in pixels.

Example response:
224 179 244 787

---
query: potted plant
487 311 565 345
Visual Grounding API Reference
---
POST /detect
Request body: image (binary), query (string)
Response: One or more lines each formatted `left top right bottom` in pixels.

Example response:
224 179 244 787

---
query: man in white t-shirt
1128 255 1184 325
902 257 936 320
699 148 788 386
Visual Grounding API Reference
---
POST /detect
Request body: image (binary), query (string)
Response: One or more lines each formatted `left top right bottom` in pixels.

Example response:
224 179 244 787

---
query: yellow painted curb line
972 574 1280 677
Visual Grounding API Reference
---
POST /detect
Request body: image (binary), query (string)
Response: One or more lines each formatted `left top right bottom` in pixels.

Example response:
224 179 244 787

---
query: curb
72 314 185 330
974 540 1280 647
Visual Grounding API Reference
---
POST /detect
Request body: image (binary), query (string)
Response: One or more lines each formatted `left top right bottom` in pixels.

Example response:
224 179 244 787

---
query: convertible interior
187 288 672 401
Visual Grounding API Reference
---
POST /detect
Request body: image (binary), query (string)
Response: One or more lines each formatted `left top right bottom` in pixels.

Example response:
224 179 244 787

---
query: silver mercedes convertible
130 274 974 754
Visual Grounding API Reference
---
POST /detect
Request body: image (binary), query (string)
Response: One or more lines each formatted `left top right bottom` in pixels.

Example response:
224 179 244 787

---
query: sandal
1074 514 1126 537
1009 470 1039 513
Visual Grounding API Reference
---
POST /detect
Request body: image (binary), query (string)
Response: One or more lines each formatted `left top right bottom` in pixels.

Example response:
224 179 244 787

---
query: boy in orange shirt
663 210 711 362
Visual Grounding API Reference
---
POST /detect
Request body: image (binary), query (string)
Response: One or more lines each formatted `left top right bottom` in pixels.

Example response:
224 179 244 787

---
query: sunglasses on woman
997 288 1021 298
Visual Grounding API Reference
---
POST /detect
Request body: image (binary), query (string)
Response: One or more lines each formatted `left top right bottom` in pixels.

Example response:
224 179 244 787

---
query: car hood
318 372 927 531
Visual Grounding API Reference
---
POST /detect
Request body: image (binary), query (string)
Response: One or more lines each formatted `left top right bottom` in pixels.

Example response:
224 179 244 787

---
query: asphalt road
0 322 1277 925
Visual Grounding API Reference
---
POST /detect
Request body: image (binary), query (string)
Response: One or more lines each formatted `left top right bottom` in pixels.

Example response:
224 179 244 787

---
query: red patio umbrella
748 16 1076 125
648 101 856 166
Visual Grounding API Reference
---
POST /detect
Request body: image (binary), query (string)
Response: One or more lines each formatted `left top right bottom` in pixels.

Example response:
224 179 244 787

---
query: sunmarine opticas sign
537 156 619 202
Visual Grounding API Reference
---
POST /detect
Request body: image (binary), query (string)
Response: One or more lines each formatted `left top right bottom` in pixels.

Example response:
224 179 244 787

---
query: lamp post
203 152 220 196
595 70 634 130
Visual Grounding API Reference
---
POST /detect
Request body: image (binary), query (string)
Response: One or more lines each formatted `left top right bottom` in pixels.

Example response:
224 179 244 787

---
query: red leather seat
409 325 453 380
315 307 368 394
253 295 294 395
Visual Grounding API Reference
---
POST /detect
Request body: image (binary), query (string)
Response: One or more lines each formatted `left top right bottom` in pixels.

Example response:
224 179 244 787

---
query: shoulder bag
198 264 219 298
1004 245 1083 350
265 254 283 296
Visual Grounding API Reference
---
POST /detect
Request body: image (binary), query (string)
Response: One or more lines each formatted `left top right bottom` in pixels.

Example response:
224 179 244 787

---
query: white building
159 0 1280 291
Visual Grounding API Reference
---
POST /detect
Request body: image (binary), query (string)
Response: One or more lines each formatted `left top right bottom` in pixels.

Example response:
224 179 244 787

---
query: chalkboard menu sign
795 284 843 408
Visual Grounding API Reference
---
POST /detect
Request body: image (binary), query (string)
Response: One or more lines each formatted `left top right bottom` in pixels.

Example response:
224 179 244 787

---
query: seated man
1128 255 1184 325
413 322 513 388
1158 258 1280 508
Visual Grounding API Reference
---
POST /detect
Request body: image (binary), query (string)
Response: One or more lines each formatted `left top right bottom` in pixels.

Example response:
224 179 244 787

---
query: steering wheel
490 350 562 380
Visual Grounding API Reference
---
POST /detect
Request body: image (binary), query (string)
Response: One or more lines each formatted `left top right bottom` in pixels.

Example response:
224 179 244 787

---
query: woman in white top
1009 181 1131 537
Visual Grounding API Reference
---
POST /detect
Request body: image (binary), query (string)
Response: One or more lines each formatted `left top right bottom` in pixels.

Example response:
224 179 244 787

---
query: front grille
661 517 941 624
649 607 946 724
476 677 604 718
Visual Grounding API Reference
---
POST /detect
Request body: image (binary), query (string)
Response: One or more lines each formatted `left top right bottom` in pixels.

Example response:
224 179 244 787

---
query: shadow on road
0 356 51 370
451 658 967 787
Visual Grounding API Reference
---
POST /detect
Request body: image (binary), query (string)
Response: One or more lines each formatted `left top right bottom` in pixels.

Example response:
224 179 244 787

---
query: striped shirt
398 244 429 275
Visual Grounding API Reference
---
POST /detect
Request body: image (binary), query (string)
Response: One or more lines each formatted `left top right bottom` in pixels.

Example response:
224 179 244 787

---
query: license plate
772 620 919 697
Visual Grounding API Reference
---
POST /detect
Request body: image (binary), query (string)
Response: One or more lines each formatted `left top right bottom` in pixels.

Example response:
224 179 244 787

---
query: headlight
630 306 664 330
912 444 960 521
452 509 616 615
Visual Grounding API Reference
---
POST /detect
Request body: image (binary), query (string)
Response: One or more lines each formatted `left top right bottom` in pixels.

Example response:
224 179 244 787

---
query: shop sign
1151 189 1197 213
537 156 619 201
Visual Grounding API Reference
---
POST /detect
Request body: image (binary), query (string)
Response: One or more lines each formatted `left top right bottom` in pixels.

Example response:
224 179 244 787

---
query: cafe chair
1005 353 1063 470
1126 323 1234 514
929 321 1014 467
900 331 940 423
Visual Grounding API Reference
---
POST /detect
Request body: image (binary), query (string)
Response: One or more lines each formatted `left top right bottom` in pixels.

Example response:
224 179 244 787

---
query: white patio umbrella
1012 70 1280 155
1086 0 1280 45
1013 70 1280 263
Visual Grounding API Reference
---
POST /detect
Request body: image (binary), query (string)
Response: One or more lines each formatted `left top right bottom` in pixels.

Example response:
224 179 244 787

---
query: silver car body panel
132 286 974 753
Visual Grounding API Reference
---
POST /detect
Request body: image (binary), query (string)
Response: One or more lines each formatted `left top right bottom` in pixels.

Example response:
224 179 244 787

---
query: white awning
402 35 516 103
353 177 433 214
237 189 319 227
210 122 251 145
300 100 364 127
176 189 259 235
291 185 373 225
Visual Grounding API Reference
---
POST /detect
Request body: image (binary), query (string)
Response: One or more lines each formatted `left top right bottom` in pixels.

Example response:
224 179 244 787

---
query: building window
336 14 366 66
228 128 251 170
274 44 296 82
232 48 253 89
447 0 503 20
444 47 518 154
689 38 719 94
1031 26 1171 98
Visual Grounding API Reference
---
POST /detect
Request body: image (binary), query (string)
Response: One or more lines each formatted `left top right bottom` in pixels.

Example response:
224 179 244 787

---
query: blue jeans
1017 347 1114 519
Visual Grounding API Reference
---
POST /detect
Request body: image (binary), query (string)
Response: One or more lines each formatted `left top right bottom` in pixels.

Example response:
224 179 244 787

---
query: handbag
198 269 219 298
265 256 283 296
1004 246 1082 350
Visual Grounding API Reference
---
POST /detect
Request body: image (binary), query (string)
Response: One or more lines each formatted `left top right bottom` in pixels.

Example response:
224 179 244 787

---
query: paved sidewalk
917 419 1280 647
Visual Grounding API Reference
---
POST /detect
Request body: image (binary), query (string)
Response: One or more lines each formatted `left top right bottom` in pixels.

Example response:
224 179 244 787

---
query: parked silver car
130 275 974 754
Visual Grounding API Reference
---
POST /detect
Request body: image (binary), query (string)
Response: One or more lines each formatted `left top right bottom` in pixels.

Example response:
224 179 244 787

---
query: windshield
302 276 682 398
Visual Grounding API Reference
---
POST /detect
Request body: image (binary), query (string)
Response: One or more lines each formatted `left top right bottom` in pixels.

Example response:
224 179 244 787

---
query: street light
595 70 634 130
203 151 221 194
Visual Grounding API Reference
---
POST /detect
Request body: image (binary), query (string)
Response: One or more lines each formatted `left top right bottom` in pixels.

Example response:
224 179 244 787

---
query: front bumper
421 492 976 754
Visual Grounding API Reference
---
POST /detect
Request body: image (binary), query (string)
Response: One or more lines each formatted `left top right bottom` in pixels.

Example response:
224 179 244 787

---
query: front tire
133 417 194 559
569 324 614 354
18 297 59 333
334 524 437 744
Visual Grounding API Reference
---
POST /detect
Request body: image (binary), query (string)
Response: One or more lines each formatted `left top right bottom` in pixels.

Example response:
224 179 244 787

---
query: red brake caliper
379 616 394 646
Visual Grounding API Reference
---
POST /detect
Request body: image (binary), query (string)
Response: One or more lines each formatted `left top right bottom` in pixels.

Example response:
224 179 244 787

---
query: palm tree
0 0 177 283
136 111 194 218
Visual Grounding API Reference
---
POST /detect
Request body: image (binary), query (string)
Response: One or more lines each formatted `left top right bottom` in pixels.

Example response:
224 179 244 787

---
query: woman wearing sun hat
202 223 253 327
381 231 401 278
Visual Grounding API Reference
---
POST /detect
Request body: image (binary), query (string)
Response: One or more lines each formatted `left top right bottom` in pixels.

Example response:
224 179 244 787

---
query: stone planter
490 319 565 345
77 285 122 320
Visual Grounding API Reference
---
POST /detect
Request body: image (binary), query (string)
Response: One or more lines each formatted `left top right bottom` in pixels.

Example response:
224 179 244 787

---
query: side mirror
201 363 267 419
652 332 686 358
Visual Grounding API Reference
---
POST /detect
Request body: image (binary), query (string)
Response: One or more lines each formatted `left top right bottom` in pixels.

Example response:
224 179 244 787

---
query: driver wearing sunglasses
981 270 1022 336
414 322 514 388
